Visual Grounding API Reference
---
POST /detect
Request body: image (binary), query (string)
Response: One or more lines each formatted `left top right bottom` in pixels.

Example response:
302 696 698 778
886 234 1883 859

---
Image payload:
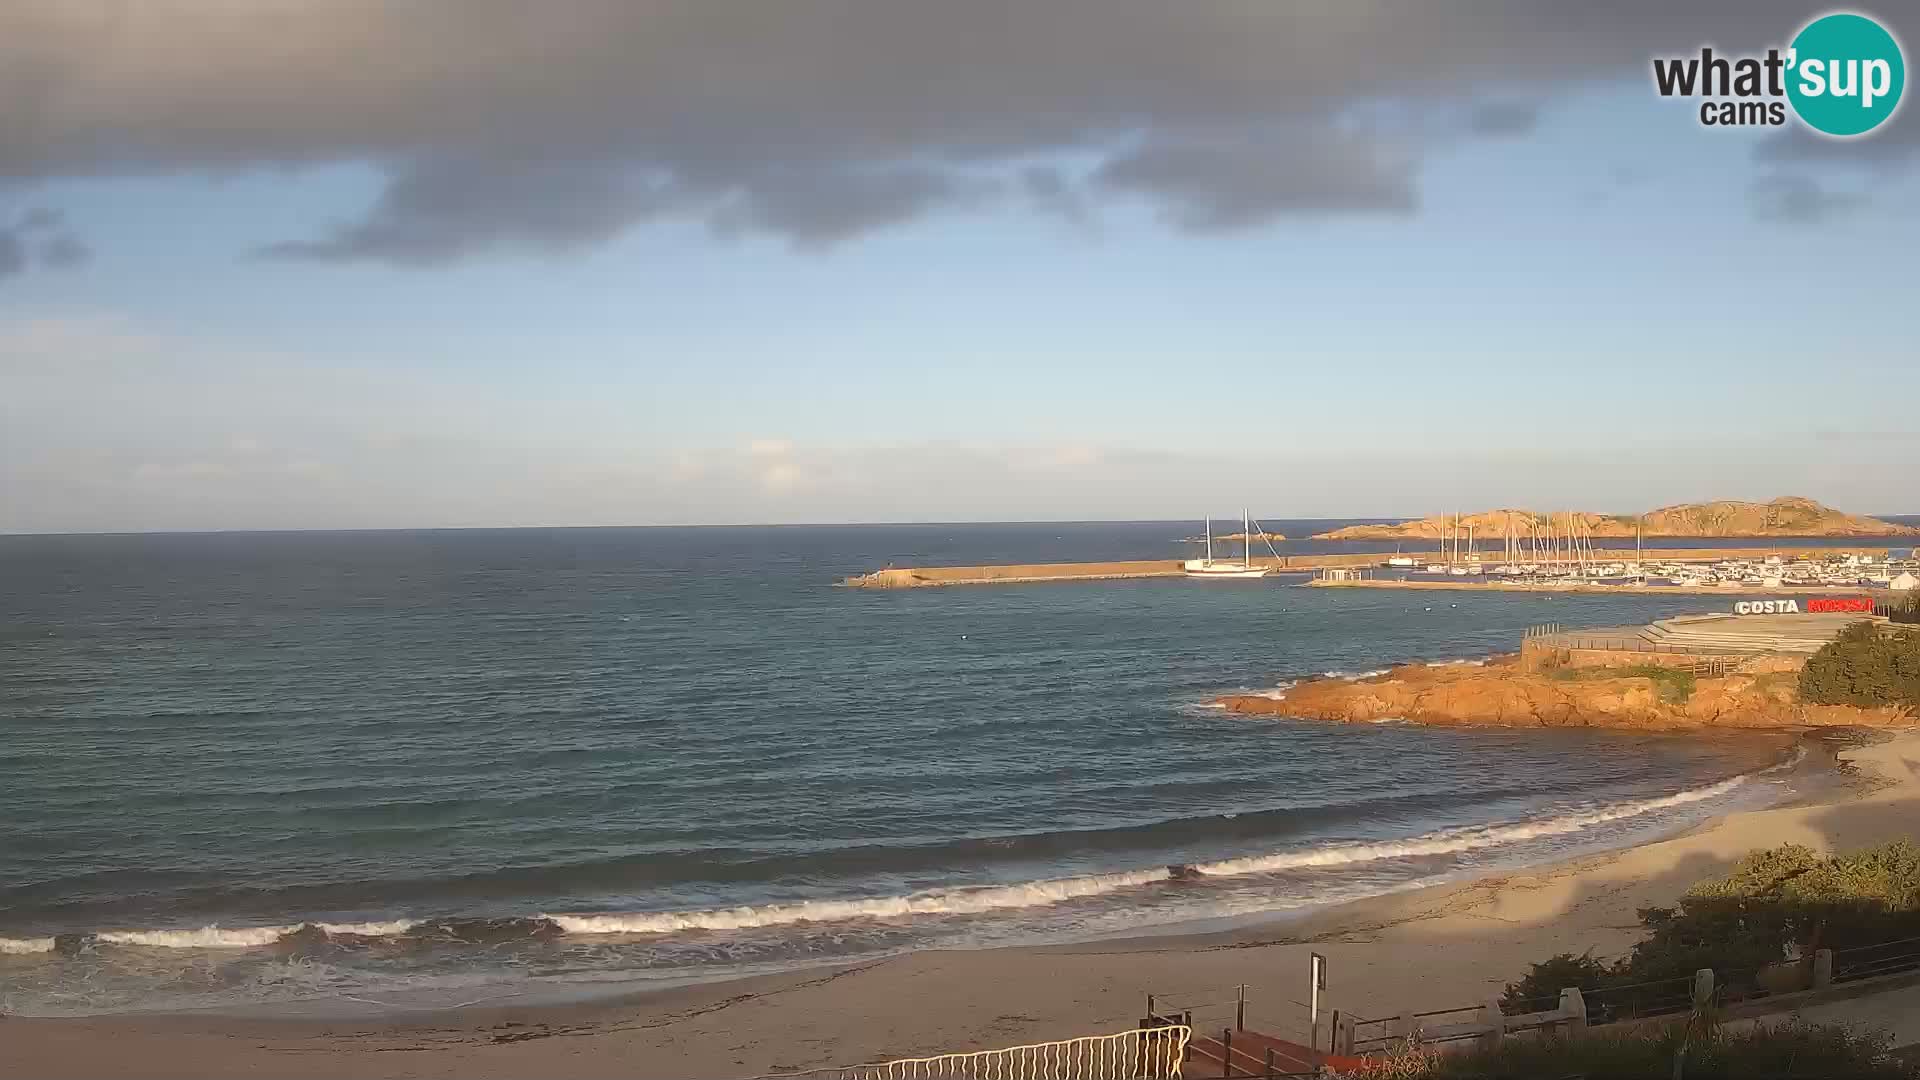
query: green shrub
1497 952 1607 1014
1502 841 1920 1006
1341 1021 1918 1079
1547 663 1697 702
1798 622 1920 707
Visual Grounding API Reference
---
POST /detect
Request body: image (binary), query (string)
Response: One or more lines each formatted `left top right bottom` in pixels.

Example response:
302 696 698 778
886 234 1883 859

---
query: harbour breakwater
841 546 1896 588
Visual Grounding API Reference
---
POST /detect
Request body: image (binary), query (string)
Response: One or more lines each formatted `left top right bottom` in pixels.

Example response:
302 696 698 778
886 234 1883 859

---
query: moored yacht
1185 511 1273 579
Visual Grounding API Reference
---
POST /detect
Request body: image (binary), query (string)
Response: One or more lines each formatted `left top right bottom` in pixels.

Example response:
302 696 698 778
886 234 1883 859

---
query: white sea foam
96 925 298 949
317 919 420 937
1193 773 1748 877
0 936 56 954
1425 658 1486 668
1251 679 1297 700
549 868 1172 935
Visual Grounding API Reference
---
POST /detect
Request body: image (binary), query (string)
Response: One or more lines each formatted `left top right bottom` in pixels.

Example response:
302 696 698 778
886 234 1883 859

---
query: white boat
1185 511 1273 579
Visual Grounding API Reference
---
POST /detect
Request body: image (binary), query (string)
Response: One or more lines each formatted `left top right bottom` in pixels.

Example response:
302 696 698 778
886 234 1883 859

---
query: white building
1893 571 1919 592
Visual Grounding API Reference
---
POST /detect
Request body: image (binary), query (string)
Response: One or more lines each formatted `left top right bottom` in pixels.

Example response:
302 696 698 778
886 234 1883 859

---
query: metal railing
1833 933 1920 982
1581 973 1698 1023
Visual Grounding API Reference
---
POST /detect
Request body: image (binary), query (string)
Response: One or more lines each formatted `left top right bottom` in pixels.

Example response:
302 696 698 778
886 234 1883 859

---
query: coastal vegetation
1500 840 1920 1015
1344 1021 1917 1079
1550 663 1696 704
1313 496 1917 541
1799 623 1920 708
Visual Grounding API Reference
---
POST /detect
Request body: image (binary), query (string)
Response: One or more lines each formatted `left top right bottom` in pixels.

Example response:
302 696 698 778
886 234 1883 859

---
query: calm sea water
0 522 1872 1015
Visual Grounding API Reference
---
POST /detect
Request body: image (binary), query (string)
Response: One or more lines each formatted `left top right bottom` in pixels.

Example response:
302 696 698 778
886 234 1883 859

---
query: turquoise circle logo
1786 12 1906 136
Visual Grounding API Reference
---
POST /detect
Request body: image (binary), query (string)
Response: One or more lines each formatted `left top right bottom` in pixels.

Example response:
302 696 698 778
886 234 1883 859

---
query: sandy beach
5 731 1916 1080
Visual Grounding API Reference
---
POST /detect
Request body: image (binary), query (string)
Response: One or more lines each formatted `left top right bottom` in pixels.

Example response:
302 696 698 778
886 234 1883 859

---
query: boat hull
1183 562 1272 579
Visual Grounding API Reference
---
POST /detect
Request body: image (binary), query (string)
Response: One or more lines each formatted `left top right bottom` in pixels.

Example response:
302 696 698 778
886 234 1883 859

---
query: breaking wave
5 762 1788 956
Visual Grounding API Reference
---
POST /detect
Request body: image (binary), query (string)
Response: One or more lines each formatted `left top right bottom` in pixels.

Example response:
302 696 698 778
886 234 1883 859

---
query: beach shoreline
6 730 1915 1079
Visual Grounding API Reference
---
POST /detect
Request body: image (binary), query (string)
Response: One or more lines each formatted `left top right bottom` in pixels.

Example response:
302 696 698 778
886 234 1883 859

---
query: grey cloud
1756 118 1920 168
1020 167 1091 226
259 157 695 264
711 166 991 249
1 1 1826 261
0 228 22 278
1097 133 1416 230
1748 173 1864 225
0 206 89 278
1467 101 1538 137
38 230 90 267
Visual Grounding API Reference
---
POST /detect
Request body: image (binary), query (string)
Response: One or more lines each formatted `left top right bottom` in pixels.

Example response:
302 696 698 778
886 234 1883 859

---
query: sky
2 2 1917 533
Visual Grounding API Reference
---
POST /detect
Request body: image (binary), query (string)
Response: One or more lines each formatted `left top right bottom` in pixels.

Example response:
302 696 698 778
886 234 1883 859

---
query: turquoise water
0 523 1816 1014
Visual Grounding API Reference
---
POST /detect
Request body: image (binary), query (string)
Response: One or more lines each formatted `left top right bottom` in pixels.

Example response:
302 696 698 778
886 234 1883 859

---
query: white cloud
744 437 795 458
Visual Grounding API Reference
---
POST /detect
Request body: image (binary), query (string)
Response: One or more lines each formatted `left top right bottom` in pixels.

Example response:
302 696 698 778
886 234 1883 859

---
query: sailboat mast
1244 509 1252 568
1205 516 1213 562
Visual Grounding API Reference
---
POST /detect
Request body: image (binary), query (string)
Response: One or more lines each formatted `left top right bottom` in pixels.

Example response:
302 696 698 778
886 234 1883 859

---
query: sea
2 520 1905 1017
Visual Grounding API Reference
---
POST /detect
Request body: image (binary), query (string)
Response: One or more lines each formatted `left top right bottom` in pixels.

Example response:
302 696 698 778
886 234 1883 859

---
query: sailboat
1184 511 1273 579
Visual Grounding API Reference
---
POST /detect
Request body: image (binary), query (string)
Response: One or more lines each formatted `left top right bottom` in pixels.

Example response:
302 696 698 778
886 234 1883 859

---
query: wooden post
1692 968 1715 1010
1147 994 1156 1019
1813 949 1834 989
1264 1048 1275 1079
1335 1012 1357 1056
1222 1028 1233 1078
1393 1012 1419 1050
1236 984 1246 1032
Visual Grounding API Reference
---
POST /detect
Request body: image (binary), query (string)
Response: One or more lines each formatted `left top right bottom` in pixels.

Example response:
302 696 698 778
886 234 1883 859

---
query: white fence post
1393 1011 1419 1049
1559 987 1588 1033
1478 1000 1505 1052
1692 968 1715 1010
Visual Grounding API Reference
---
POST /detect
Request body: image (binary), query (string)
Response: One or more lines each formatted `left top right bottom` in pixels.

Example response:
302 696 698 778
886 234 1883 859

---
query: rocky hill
1313 497 1916 541
1216 655 1915 731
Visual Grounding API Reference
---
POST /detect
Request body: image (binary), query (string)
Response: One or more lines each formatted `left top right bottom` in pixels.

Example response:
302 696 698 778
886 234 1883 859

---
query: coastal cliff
1312 497 1917 541
1216 655 1915 731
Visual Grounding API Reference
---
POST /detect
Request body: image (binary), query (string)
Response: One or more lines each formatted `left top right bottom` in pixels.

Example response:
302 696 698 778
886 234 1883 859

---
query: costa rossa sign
1809 597 1876 613
1733 597 1874 615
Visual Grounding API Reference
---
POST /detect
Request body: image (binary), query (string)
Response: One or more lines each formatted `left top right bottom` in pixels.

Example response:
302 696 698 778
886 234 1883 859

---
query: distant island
1313 497 1917 541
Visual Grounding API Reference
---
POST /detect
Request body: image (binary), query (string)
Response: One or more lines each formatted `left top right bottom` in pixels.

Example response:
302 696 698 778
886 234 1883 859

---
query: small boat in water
1185 511 1273 579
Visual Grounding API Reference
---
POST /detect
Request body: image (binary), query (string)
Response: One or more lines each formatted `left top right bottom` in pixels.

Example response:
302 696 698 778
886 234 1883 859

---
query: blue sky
3 3 1917 531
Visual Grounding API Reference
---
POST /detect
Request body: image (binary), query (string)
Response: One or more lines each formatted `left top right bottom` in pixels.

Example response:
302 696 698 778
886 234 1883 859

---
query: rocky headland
1313 496 1917 541
1216 654 1915 731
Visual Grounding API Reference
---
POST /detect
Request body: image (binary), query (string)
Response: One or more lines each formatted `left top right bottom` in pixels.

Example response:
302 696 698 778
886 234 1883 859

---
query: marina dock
840 546 1900 589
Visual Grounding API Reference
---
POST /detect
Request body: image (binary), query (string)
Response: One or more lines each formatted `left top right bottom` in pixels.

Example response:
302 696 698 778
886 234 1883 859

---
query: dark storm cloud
0 1 1831 262
1748 173 1865 224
